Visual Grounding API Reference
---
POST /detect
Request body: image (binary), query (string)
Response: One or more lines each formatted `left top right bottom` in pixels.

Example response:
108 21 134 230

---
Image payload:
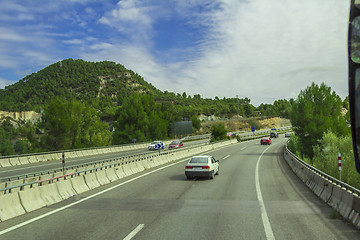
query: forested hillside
0 59 158 112
0 58 293 156
0 59 292 120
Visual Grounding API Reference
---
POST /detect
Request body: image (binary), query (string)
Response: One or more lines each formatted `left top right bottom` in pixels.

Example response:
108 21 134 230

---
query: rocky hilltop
0 111 42 126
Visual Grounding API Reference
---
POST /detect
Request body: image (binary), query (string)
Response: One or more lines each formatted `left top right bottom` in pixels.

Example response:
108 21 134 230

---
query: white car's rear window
190 157 208 163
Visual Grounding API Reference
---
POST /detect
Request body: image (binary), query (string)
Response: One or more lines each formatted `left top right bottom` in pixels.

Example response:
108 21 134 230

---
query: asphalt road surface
1 137 359 239
0 139 209 179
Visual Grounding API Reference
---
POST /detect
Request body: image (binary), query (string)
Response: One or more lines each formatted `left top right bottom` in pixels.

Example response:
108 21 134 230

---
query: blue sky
0 0 350 106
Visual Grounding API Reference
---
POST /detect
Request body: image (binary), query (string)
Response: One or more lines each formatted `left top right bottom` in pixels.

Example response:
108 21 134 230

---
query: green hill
0 59 159 112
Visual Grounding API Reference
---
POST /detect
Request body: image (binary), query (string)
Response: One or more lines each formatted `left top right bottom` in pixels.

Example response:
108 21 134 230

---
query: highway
0 139 210 179
1 136 359 239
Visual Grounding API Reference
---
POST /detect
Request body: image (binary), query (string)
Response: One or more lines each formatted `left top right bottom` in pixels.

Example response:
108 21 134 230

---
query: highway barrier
70 175 90 194
0 192 26 221
0 137 240 222
0 127 292 169
284 145 360 229
19 187 47 212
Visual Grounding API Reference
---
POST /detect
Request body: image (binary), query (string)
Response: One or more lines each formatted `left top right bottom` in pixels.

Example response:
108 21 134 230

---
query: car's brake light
202 166 210 169
185 166 193 169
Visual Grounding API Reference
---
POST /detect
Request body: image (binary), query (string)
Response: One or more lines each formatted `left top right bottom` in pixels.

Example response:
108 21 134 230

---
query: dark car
270 132 279 138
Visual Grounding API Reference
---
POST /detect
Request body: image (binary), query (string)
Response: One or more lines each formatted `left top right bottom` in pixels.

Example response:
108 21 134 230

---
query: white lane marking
241 147 246 150
223 155 230 160
0 160 187 236
123 224 145 240
255 145 276 240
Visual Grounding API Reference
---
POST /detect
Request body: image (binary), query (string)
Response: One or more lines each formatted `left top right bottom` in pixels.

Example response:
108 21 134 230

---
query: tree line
287 83 359 189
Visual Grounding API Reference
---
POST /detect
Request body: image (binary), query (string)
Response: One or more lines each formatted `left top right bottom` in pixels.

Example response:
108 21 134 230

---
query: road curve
0 137 359 239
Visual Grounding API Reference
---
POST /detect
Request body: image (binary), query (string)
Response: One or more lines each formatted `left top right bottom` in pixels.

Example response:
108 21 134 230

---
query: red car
168 140 183 149
260 137 271 145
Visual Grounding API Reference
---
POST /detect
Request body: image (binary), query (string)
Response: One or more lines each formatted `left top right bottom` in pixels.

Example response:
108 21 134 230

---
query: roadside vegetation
0 59 293 156
287 82 359 189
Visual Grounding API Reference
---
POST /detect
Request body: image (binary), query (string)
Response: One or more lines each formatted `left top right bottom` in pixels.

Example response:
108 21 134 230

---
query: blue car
148 141 165 150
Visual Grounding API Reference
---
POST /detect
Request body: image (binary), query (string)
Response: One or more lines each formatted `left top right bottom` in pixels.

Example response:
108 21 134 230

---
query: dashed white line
123 224 145 240
255 145 275 240
223 155 231 160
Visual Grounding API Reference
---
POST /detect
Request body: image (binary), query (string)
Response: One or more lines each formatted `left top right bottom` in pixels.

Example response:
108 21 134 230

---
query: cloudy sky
0 0 350 106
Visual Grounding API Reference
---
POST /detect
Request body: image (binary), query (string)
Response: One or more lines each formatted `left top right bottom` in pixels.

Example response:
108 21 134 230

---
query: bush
312 131 360 189
210 123 227 142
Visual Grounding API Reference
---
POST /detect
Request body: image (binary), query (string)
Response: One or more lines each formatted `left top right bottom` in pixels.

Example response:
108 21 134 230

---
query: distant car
168 140 183 149
185 155 219 179
148 141 165 150
270 132 279 138
285 132 292 137
227 132 236 137
260 137 272 145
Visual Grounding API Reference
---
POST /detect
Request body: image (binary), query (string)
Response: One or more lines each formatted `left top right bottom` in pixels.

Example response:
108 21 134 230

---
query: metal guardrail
0 128 292 183
286 145 360 196
0 129 292 192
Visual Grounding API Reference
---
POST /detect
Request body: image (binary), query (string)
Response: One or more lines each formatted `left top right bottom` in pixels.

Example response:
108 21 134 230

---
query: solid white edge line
123 224 145 240
255 145 276 240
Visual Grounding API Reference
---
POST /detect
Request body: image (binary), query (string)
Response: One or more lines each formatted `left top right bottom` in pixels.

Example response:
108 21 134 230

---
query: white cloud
92 0 348 105
62 39 85 45
99 0 156 43
0 0 351 106
0 77 16 89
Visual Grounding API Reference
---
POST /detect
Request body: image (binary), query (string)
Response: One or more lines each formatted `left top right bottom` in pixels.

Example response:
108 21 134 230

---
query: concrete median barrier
123 161 134 176
56 179 77 199
7 179 25 193
0 192 26 221
39 183 63 206
312 174 326 197
135 160 145 172
0 158 11 167
338 189 355 219
70 175 90 194
19 187 47 212
129 160 139 174
0 182 5 192
23 177 40 190
349 197 360 228
18 156 30 165
328 184 343 211
39 173 54 185
147 157 157 168
142 157 151 170
9 157 21 166
320 181 333 203
96 169 110 185
105 167 119 182
84 172 101 189
28 155 38 163
115 164 126 179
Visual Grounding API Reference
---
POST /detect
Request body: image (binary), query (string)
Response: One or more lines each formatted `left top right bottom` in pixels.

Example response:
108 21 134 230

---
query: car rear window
190 157 208 163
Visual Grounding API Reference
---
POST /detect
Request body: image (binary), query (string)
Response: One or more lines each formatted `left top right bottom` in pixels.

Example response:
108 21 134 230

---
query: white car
285 132 292 137
185 155 219 179
148 141 165 150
